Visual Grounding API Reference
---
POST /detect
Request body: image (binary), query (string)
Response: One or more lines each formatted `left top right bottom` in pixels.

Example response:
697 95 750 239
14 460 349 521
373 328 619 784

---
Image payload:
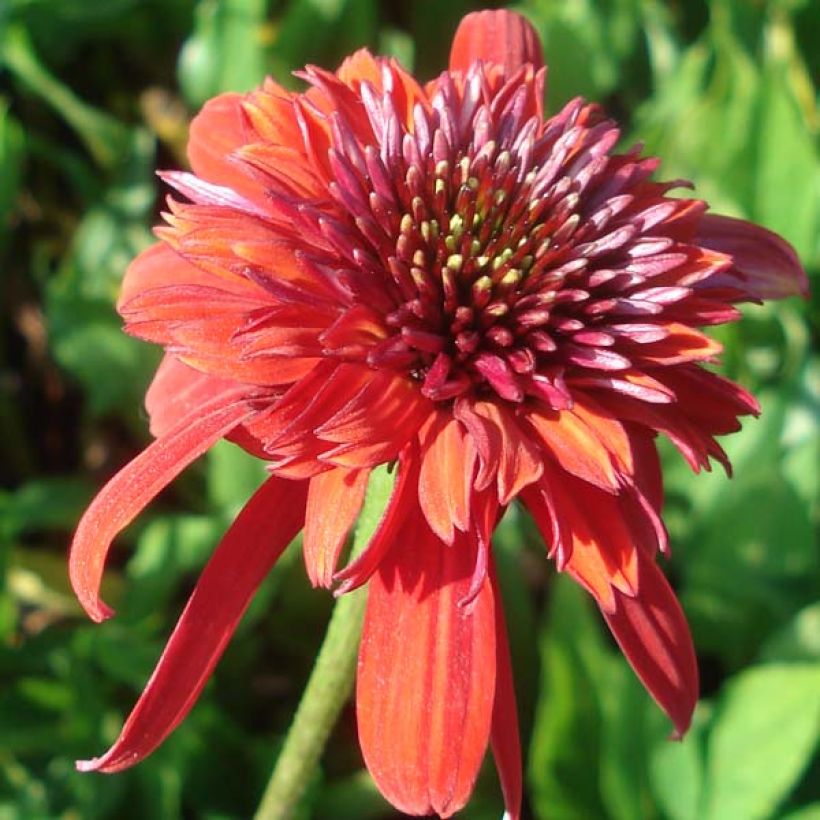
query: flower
69 9 808 818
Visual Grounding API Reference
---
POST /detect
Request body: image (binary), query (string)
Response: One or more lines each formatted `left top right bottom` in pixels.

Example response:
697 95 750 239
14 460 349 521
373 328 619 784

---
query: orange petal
334 446 419 595
357 516 496 817
449 9 544 75
544 472 642 608
524 403 623 491
77 476 307 771
186 93 269 209
471 400 544 505
303 467 369 587
601 552 699 737
636 322 723 365
70 388 255 622
418 412 475 544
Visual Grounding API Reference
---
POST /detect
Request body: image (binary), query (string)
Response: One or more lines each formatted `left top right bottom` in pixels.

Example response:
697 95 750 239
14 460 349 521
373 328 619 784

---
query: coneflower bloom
69 9 808 818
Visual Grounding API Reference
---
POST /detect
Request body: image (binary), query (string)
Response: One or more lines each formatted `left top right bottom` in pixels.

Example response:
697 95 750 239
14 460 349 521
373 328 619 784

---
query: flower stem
254 466 394 820
254 582 367 820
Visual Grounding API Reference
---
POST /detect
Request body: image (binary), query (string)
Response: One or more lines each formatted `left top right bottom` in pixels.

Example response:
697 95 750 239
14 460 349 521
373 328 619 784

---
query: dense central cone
318 66 715 412
381 140 577 404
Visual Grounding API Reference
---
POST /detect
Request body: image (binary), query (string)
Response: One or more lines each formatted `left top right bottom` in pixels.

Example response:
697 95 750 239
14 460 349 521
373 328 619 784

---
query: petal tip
449 10 544 75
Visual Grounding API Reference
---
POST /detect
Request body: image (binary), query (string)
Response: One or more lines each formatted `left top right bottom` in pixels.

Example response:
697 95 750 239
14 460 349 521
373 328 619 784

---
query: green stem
254 583 367 820
254 466 394 820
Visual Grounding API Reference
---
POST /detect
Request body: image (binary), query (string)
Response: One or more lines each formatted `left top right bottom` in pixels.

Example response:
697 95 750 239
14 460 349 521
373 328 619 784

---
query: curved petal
145 355 239 439
356 515 496 818
333 447 419 595
77 475 308 772
303 466 370 587
696 214 809 301
185 92 270 209
489 562 522 820
449 9 544 75
601 553 699 737
69 387 253 622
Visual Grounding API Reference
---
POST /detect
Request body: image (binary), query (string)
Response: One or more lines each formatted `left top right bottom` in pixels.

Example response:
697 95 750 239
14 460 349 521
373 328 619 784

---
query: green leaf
702 664 820 820
649 714 706 820
0 24 130 170
528 575 608 820
760 603 820 664
751 18 819 264
0 99 25 252
206 439 267 518
0 477 92 541
780 805 820 820
178 0 271 107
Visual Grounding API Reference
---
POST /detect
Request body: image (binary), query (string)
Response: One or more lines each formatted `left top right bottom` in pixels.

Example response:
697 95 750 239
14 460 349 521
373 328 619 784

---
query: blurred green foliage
0 0 817 817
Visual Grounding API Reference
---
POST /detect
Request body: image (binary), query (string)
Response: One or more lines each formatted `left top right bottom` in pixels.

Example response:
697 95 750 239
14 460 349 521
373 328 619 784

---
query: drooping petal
145 354 238 439
77 476 308 772
356 515 496 818
696 213 809 301
303 466 370 587
600 552 699 737
489 563 522 820
449 9 544 75
69 388 254 622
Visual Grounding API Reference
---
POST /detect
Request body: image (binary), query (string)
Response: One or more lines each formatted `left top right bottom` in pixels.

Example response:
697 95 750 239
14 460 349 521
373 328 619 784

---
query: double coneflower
69 9 807 818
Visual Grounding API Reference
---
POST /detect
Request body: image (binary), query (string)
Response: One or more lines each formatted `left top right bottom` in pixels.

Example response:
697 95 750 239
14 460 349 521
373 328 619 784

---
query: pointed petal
489 563 522 820
70 388 253 622
696 214 809 301
303 467 369 587
524 403 624 492
357 516 496 817
601 553 699 737
76 476 307 772
333 447 419 595
449 10 544 75
418 413 476 544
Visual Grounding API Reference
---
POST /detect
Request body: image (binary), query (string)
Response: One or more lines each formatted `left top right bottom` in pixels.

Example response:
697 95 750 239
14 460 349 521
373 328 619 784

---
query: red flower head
70 9 808 818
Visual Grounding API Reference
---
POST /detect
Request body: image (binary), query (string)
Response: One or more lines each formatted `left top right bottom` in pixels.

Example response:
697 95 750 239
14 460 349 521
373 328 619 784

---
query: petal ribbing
76 475 307 772
356 516 496 818
696 213 808 301
69 388 254 622
601 552 699 737
303 466 370 587
449 10 544 75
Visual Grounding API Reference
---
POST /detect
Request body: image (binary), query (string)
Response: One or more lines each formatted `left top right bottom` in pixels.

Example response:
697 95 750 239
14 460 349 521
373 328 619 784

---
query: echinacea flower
70 9 808 818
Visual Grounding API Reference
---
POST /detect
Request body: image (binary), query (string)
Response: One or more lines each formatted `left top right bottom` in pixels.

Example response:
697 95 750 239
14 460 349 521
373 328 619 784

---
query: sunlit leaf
702 664 820 820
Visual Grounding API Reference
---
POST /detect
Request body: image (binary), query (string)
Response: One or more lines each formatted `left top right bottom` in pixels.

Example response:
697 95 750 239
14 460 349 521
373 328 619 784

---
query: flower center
373 143 586 406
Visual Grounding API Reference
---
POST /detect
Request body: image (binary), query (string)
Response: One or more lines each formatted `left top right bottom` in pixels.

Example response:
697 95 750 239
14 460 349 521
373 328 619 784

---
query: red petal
471 400 544 505
601 553 699 737
69 387 253 622
333 447 419 595
489 563 522 820
418 412 475 544
303 466 369 588
185 92 271 211
449 10 544 75
76 476 307 772
696 214 809 301
357 516 496 817
145 355 238 439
